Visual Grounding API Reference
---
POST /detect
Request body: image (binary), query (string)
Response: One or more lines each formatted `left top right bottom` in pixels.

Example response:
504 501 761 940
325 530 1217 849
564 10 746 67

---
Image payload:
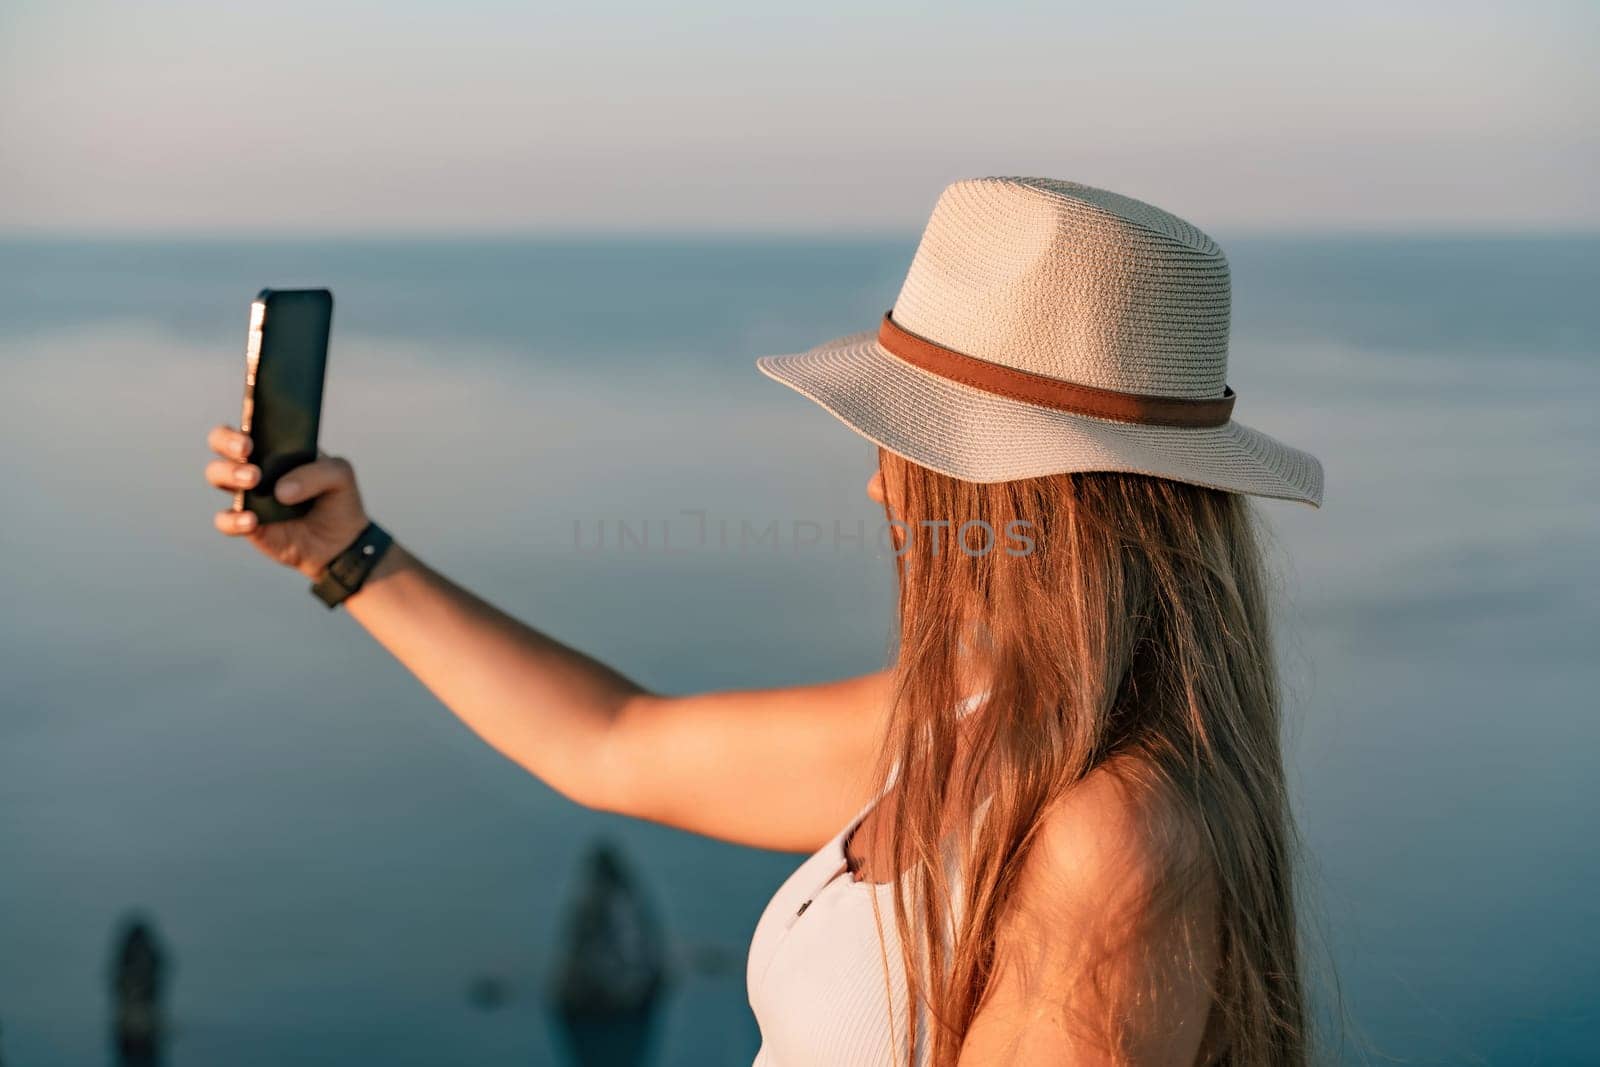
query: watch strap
311 522 394 609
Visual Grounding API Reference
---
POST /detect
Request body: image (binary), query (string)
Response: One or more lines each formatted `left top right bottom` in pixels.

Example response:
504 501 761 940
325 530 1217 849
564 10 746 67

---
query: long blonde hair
870 447 1308 1065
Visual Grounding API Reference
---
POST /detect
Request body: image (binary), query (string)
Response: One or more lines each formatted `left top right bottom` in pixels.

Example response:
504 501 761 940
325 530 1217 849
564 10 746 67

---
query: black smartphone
232 288 333 523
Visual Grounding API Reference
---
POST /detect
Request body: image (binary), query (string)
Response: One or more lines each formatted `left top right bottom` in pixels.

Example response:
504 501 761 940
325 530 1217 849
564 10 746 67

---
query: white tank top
746 768 917 1066
746 700 990 1066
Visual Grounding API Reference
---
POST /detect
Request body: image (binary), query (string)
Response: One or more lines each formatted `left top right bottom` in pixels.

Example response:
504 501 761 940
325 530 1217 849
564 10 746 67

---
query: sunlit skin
205 426 1215 1064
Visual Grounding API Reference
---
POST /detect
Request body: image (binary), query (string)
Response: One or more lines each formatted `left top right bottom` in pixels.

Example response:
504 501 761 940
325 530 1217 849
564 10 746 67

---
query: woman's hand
205 424 371 579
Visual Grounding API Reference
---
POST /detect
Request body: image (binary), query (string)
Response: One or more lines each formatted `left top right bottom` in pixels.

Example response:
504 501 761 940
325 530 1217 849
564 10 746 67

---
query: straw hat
756 177 1323 507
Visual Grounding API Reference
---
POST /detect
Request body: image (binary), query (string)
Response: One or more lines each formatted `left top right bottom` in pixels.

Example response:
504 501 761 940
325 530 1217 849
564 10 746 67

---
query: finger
275 456 353 506
208 424 252 461
214 508 259 536
205 460 260 491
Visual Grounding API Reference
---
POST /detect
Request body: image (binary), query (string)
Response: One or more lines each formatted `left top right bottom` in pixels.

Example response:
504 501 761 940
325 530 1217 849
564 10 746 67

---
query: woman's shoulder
1016 756 1212 920
974 757 1220 1056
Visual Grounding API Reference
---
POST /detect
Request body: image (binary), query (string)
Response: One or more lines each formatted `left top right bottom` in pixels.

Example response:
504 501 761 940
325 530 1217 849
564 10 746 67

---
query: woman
205 178 1324 1065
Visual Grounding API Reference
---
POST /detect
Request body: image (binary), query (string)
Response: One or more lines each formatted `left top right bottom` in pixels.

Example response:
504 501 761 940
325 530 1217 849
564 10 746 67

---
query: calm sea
1 235 1596 1065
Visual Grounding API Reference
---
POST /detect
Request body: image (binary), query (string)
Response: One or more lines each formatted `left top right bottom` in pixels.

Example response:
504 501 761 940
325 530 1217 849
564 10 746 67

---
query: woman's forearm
345 542 644 808
205 437 895 849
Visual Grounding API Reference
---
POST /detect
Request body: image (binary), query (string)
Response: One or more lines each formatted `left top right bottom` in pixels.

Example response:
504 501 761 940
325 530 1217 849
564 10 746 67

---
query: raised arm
205 425 892 853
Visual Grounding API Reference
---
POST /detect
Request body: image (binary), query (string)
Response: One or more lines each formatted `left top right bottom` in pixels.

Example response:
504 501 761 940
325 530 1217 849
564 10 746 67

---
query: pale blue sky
1 0 1594 234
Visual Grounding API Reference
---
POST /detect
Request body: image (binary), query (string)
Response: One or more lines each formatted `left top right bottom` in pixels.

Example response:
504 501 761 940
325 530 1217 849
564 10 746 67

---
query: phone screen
235 288 333 523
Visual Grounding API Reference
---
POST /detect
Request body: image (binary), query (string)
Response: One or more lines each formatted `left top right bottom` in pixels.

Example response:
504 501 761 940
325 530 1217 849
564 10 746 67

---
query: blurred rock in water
547 838 669 1067
109 914 168 1067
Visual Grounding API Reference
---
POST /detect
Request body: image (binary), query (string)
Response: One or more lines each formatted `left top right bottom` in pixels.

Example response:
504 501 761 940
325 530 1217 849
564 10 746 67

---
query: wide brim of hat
756 330 1323 507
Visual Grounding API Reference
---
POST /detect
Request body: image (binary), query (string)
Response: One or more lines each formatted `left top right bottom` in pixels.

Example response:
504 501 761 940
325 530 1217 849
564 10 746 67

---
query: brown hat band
877 312 1235 429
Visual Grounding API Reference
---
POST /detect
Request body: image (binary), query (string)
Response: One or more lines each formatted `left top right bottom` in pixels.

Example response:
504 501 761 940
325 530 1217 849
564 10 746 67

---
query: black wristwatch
311 521 394 609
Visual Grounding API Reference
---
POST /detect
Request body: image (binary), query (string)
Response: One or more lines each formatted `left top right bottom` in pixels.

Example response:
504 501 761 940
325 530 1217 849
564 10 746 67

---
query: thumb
275 456 354 505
